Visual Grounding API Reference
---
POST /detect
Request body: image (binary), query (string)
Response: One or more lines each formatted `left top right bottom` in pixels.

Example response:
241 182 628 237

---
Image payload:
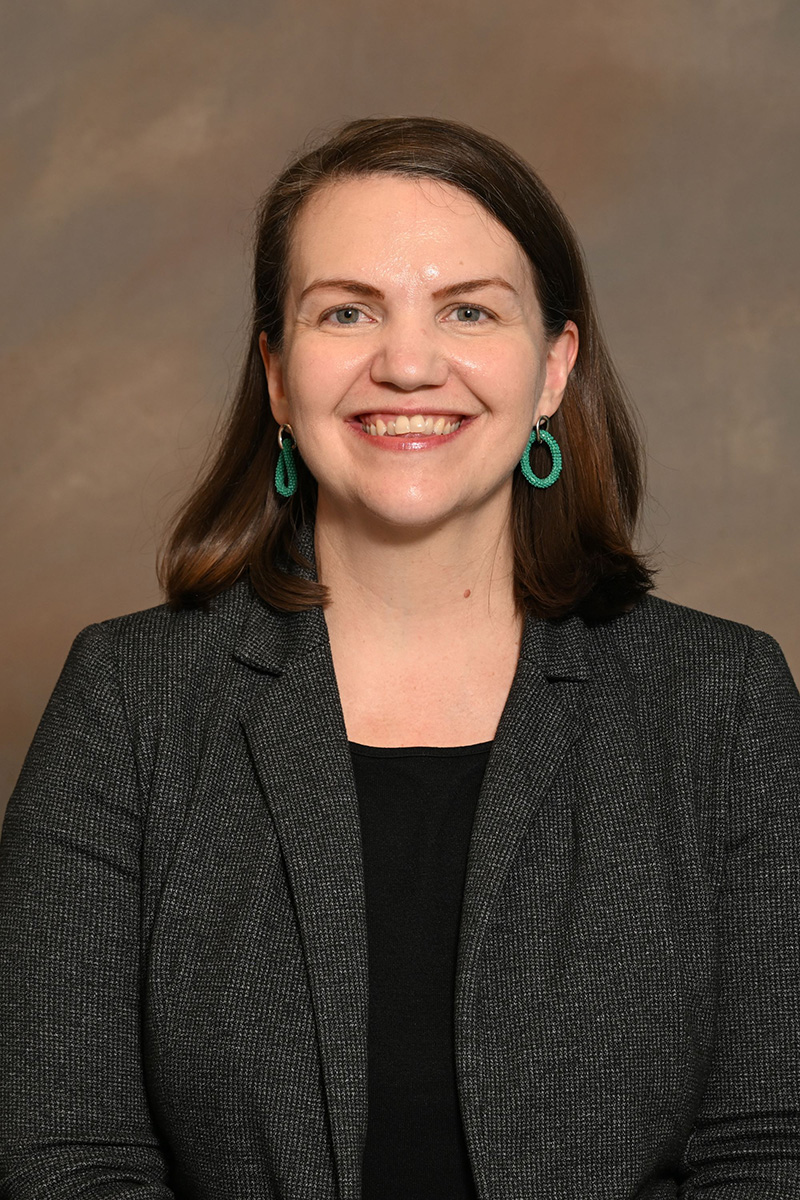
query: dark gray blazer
2 541 800 1198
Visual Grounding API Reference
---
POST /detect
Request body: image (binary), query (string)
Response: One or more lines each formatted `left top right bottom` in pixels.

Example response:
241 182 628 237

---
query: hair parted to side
159 115 654 621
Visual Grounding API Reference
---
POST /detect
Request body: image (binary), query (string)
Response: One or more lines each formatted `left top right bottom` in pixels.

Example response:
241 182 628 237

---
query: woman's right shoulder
11 580 270 815
71 577 255 672
54 578 267 741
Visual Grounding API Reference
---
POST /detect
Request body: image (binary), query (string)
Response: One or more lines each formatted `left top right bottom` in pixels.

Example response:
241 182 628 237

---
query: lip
347 414 475 451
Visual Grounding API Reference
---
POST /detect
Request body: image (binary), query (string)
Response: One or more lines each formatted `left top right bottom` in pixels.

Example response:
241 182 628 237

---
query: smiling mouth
358 413 463 437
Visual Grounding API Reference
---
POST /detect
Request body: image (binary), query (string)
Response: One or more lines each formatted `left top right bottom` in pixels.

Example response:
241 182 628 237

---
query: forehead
288 174 534 293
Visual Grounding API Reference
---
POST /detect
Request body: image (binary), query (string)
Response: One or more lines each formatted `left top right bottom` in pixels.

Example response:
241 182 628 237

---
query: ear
536 320 579 421
258 331 291 425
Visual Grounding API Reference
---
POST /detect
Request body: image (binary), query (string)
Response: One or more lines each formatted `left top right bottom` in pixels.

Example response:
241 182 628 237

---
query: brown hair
159 116 653 620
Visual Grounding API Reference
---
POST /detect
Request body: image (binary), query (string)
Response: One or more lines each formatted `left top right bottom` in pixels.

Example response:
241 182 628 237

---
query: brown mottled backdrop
2 1 799 810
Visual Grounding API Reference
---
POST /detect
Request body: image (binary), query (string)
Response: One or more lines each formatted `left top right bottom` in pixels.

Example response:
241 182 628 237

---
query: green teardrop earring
519 416 562 488
275 424 298 498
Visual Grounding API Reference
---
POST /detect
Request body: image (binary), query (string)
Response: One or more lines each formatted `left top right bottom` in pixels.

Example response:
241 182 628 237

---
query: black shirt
349 740 493 1200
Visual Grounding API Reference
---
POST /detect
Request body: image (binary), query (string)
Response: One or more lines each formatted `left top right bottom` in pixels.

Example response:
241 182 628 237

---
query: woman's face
260 174 577 532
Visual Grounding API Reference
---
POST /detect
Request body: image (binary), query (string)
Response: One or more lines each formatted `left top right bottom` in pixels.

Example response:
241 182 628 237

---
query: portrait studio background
2 0 799 811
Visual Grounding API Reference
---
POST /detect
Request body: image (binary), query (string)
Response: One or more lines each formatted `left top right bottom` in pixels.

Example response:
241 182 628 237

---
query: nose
369 317 449 391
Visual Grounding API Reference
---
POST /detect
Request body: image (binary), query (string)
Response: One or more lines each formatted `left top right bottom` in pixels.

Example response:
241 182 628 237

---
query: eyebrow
433 277 519 301
297 276 520 303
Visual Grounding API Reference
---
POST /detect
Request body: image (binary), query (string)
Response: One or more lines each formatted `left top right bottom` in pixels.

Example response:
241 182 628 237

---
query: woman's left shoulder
590 594 798 714
583 600 800 812
600 593 788 673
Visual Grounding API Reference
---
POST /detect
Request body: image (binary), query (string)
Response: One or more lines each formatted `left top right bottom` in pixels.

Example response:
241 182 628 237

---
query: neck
313 490 521 644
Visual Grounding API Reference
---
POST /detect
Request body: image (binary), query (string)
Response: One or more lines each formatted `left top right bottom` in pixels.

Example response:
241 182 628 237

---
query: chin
319 490 455 533
374 510 453 533
317 478 497 534
360 494 475 535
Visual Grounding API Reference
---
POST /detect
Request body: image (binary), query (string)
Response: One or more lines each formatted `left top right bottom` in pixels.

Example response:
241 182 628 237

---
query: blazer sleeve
0 624 175 1199
680 630 800 1196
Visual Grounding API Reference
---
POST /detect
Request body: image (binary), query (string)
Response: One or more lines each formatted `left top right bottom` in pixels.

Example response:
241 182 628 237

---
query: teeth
359 414 463 437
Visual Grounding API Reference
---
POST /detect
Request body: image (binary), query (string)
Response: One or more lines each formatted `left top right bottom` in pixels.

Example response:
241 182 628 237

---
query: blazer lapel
237 588 368 1200
233 523 592 1196
455 612 591 1108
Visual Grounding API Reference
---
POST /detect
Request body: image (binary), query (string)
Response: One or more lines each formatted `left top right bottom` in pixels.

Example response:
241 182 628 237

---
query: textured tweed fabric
1 531 799 1198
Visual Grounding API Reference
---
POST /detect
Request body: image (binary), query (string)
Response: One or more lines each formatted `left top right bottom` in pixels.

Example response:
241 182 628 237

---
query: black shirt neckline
348 740 493 759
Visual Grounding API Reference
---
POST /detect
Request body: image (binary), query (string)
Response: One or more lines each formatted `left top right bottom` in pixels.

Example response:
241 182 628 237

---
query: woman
1 117 798 1199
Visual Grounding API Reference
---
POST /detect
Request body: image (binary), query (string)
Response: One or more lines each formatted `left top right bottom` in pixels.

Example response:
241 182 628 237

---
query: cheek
284 343 365 419
453 342 542 406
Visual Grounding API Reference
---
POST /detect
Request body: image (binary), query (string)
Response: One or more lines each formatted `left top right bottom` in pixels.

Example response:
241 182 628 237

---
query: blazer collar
232 521 327 674
519 604 590 682
232 519 592 684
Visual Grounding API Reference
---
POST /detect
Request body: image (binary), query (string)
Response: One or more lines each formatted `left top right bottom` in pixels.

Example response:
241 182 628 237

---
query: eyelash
319 306 373 325
445 304 494 323
319 303 495 325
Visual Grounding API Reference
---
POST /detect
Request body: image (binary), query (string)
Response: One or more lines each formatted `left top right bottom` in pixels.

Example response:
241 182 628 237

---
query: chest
142 714 718 1198
330 633 522 747
139 604 736 1197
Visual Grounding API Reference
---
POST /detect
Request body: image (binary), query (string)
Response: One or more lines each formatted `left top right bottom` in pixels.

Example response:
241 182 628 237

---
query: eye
322 306 370 326
446 305 493 323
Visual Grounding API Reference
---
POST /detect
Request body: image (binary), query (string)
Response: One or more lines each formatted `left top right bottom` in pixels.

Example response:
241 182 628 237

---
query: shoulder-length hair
159 116 653 621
